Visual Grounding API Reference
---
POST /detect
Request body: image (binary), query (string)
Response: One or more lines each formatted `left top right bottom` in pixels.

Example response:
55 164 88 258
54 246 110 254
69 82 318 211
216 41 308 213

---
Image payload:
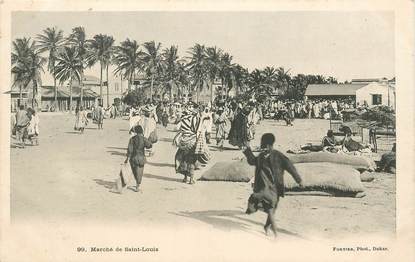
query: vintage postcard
0 0 414 261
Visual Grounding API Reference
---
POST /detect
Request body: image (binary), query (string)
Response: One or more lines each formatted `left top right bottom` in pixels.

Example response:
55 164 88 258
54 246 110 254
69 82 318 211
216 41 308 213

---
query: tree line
11 26 341 110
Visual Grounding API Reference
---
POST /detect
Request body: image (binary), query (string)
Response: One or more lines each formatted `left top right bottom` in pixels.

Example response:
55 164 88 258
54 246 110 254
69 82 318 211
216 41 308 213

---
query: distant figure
214 107 228 150
228 106 250 149
201 106 213 144
27 108 40 145
110 103 118 119
161 106 169 127
14 105 31 148
94 103 104 129
244 133 303 237
124 125 153 193
321 129 341 153
138 107 158 156
322 130 338 147
75 106 88 134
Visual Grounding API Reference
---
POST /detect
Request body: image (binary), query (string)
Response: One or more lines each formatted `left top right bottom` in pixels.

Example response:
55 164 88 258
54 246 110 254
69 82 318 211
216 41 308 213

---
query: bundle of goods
284 163 366 197
198 151 212 165
288 152 376 172
172 114 200 151
199 160 254 182
200 160 368 197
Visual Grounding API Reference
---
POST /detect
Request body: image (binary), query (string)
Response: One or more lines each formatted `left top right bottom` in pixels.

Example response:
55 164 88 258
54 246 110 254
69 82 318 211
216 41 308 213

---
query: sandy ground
10 114 395 240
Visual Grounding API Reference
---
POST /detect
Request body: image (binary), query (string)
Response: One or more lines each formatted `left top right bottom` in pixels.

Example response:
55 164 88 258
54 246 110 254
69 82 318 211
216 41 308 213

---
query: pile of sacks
200 152 375 197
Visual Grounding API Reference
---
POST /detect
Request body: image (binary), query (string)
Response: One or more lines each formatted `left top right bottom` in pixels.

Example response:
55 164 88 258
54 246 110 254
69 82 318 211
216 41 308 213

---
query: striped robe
173 114 201 151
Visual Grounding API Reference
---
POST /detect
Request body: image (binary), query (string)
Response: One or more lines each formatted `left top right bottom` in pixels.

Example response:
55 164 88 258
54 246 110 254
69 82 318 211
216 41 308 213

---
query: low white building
355 82 395 108
305 81 395 109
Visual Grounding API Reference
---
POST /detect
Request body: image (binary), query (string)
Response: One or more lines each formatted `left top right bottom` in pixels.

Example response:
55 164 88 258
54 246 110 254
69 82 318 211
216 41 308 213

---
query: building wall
90 77 128 108
355 82 395 108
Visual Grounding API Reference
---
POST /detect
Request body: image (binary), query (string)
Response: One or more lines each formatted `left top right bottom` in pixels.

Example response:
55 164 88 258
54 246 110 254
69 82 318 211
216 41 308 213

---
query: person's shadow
143 173 182 183
146 161 175 168
93 178 116 189
107 150 126 156
170 209 305 239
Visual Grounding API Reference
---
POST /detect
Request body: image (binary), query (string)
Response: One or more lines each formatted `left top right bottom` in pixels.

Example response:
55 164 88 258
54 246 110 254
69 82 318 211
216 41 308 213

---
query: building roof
41 86 99 98
305 84 366 96
72 75 101 86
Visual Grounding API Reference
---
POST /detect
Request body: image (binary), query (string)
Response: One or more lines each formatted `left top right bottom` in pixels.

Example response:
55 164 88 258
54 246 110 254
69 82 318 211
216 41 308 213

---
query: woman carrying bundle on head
173 104 201 184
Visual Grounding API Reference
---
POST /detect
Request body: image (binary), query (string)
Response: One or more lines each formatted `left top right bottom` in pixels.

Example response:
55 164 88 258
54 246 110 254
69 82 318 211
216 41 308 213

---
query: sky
12 11 395 84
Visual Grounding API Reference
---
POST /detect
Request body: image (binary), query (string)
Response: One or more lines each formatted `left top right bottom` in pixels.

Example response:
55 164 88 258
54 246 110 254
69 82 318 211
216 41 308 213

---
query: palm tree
175 61 190 100
36 27 64 110
67 27 87 106
142 41 163 103
205 46 223 104
275 67 291 94
232 64 249 95
113 39 142 93
54 46 83 112
11 37 33 104
248 69 272 100
86 34 115 106
219 52 234 98
162 45 187 101
11 38 46 108
187 43 208 103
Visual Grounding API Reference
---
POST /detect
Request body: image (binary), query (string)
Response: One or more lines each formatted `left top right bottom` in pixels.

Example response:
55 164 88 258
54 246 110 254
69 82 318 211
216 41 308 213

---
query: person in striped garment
174 105 201 184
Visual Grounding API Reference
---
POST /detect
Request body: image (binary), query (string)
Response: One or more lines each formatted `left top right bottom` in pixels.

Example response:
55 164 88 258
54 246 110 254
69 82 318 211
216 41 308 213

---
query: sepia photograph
1 1 414 261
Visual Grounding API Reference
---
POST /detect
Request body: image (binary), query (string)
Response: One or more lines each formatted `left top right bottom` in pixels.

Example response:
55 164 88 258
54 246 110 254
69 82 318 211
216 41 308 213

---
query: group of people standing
264 98 356 122
12 105 40 148
74 103 105 133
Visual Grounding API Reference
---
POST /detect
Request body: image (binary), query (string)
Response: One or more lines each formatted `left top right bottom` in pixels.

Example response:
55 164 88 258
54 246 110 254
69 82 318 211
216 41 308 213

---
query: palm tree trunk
54 65 58 111
80 71 84 107
120 74 123 96
19 84 23 107
196 83 200 104
69 78 73 112
221 78 225 100
32 81 36 109
210 79 214 104
106 64 110 107
150 74 154 103
99 63 103 103
129 71 133 92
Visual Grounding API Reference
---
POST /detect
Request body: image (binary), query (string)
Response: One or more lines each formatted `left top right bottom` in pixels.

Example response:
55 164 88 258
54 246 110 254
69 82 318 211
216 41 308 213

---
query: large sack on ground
285 163 365 197
288 152 375 172
199 160 254 182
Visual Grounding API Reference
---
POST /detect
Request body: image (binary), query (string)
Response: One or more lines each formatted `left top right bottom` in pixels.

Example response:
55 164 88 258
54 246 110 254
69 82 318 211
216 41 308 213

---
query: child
243 133 303 237
124 125 153 192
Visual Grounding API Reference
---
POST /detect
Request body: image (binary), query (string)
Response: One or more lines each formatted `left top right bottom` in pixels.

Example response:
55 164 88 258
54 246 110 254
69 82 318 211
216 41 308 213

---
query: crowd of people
262 98 358 122
10 95 395 238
